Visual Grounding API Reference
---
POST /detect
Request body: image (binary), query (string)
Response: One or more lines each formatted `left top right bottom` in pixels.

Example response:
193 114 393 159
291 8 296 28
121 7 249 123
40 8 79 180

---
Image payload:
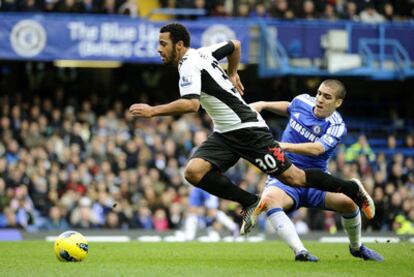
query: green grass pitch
0 241 412 276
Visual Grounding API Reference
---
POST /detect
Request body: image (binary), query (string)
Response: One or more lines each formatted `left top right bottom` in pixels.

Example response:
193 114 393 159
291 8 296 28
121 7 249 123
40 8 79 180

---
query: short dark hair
160 23 190 47
322 79 346 99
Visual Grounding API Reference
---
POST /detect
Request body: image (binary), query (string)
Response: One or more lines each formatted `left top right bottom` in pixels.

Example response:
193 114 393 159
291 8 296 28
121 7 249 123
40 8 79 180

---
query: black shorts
191 127 292 176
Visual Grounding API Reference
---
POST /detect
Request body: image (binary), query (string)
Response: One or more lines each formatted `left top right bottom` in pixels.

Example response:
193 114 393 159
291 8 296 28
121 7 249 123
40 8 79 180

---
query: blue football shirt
281 94 347 171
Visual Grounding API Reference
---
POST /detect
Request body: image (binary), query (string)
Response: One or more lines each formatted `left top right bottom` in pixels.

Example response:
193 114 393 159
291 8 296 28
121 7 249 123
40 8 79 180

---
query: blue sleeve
316 123 347 152
287 97 298 115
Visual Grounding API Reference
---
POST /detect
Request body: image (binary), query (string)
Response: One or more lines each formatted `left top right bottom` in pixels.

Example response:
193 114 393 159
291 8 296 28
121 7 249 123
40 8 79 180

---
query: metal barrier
258 20 414 80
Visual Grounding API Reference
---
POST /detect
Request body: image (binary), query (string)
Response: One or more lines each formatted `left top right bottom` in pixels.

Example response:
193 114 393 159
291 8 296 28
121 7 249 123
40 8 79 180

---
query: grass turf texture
0 241 412 276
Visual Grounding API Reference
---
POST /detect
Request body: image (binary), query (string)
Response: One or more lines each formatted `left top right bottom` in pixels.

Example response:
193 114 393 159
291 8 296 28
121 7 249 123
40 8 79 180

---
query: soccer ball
54 231 88 262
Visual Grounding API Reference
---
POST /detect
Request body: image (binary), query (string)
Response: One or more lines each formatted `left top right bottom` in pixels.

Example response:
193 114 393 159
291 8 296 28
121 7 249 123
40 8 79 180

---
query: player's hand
129 103 154 118
229 73 244 96
278 142 287 150
249 101 265 112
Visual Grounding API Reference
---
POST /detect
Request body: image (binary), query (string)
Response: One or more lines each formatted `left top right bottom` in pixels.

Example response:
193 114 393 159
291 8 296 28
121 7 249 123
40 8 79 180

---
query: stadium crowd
0 70 413 236
0 0 413 21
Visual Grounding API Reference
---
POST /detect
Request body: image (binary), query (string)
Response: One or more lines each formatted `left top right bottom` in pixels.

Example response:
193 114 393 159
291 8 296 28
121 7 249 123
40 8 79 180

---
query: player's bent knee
261 188 286 208
184 159 211 185
184 166 202 185
260 193 273 207
184 163 206 186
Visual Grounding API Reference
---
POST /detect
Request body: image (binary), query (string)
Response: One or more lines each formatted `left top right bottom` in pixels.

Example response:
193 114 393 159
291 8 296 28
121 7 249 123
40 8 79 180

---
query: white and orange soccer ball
54 231 88 262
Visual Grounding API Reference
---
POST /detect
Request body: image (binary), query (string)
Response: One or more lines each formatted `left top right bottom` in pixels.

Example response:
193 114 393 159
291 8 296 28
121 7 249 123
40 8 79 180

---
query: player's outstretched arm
129 98 200 117
227 40 244 95
279 142 325 156
250 101 290 116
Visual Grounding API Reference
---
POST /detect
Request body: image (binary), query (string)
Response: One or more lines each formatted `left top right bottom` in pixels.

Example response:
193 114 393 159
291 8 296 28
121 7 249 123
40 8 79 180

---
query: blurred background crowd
1 0 414 22
0 61 413 236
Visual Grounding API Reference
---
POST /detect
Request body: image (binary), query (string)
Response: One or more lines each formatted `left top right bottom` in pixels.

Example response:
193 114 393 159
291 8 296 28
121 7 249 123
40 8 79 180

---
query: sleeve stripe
181 94 200 99
296 94 315 107
330 125 336 136
327 123 345 137
328 112 343 125
212 41 235 61
336 124 346 137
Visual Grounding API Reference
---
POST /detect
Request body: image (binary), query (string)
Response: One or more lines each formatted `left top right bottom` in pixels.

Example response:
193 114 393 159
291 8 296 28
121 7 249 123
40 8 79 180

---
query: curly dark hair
160 23 191 47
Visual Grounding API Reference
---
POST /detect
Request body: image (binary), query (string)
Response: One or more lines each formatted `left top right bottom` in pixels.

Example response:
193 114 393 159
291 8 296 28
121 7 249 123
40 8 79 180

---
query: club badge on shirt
312 125 322 135
180 75 192 87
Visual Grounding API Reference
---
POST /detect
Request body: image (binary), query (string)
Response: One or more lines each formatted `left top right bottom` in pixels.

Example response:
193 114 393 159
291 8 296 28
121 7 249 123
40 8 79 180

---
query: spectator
43 0 57 12
70 197 100 228
360 3 385 23
211 0 228 17
299 0 317 19
236 2 250 17
99 0 116 14
341 1 360 20
269 0 295 19
10 185 37 230
104 211 121 229
153 208 169 232
41 206 70 230
192 0 207 19
250 2 269 18
404 134 414 148
370 186 386 230
132 204 153 229
393 214 414 235
382 2 396 21
345 134 376 163
387 134 398 150
80 0 96 13
321 3 337 21
55 0 85 13
119 0 138 17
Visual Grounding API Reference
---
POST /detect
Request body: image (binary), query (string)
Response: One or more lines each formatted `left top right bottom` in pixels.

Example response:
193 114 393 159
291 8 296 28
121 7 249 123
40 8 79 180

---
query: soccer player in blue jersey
249 79 384 262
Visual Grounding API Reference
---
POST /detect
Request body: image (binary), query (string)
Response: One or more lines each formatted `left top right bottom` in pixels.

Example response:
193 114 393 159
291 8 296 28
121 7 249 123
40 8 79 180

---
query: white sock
341 209 362 250
267 208 306 254
184 214 198 241
216 210 238 232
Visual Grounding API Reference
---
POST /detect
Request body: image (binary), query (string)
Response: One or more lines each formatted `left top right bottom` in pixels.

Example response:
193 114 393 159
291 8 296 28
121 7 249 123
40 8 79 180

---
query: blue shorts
188 187 219 209
266 177 327 212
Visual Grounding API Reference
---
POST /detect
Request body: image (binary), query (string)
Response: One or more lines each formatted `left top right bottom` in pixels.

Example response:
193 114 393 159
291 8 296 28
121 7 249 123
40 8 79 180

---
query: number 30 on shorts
255 154 278 173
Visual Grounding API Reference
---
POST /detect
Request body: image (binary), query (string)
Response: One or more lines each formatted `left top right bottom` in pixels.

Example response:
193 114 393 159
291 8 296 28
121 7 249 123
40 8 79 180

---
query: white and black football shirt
178 41 268 133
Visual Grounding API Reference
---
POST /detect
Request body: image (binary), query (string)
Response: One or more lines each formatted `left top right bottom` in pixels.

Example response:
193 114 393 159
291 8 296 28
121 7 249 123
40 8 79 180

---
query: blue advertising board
0 13 250 63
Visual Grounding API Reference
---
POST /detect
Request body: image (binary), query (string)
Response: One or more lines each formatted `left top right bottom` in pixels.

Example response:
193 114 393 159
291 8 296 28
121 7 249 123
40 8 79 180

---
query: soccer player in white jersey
250 79 383 262
129 23 374 230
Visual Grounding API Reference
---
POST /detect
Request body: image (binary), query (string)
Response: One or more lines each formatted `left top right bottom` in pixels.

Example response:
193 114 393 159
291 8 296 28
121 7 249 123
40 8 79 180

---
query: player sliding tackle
248 80 383 262
129 23 375 236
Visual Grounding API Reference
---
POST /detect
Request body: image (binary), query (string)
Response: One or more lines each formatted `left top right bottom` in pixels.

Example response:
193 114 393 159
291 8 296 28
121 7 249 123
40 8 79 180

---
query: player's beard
166 44 177 65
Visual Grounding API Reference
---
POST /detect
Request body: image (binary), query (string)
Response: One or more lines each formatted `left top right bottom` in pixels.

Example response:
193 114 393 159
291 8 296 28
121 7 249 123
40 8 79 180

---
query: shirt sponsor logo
289 119 317 142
